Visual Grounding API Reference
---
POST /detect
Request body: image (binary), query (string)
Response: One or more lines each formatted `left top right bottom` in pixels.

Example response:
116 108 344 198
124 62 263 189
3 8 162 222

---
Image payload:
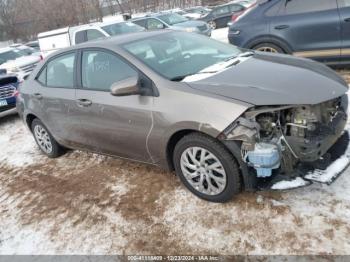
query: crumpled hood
186 53 348 106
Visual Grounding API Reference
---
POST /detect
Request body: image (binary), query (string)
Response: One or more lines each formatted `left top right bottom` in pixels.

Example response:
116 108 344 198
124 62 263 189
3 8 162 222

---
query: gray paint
17 31 349 170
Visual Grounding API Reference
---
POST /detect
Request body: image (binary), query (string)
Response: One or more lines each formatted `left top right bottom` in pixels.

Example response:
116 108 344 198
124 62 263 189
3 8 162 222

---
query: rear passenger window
81 50 138 91
282 0 337 14
86 29 105 41
46 53 75 88
75 31 87 44
214 6 230 15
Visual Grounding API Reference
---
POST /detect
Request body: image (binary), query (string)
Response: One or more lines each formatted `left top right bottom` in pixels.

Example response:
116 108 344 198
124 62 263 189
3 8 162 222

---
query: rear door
270 0 341 64
213 5 232 28
32 52 78 145
73 49 154 162
337 0 350 63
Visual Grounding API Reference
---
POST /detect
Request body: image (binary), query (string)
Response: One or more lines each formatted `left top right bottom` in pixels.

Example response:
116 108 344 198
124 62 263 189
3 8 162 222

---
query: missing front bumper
269 130 350 190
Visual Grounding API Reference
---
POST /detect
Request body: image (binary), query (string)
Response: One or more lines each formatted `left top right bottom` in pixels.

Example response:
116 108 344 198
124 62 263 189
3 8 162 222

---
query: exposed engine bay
222 95 349 180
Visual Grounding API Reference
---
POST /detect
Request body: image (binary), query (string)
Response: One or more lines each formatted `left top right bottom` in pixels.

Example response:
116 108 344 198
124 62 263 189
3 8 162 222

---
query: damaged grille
0 84 16 99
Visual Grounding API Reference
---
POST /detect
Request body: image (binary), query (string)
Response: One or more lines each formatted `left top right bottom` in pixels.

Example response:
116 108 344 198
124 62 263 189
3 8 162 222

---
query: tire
208 20 217 30
253 43 285 54
31 118 65 158
173 133 241 203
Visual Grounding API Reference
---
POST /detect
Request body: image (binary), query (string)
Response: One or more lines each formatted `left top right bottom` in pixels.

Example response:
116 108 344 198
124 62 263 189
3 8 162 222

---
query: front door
270 0 341 64
337 0 350 63
73 49 154 162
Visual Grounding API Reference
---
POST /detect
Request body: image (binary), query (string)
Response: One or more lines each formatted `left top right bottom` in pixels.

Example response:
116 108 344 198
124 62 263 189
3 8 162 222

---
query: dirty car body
17 31 349 202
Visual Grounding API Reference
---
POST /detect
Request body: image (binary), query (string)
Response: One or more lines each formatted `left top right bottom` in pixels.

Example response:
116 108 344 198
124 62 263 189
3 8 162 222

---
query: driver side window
81 50 138 91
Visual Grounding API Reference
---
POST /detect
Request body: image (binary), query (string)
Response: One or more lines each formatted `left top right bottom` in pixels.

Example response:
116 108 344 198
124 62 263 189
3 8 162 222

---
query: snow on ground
211 27 229 43
0 28 350 255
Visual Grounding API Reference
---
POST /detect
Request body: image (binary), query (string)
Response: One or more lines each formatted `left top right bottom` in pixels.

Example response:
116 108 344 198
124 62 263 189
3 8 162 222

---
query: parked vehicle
228 0 350 65
132 13 211 36
12 44 42 58
0 72 19 118
199 2 246 29
184 6 212 18
18 31 350 202
25 41 40 51
0 47 41 80
38 21 144 56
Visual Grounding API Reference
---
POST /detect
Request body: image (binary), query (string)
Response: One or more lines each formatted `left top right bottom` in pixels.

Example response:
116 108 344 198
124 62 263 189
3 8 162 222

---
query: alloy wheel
256 46 279 53
34 125 53 154
208 21 217 30
180 146 227 196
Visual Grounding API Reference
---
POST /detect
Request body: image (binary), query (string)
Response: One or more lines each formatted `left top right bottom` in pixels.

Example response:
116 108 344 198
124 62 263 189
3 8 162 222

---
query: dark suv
228 0 350 65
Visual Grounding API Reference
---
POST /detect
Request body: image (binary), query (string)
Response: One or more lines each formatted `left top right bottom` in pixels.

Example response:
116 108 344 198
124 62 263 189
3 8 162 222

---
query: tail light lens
13 90 20 97
231 11 244 22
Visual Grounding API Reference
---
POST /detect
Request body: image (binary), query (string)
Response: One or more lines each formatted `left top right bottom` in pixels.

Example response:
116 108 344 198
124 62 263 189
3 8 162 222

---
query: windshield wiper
171 71 218 82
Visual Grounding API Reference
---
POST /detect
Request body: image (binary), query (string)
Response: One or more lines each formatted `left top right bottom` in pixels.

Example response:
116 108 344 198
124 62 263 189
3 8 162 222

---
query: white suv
0 47 41 80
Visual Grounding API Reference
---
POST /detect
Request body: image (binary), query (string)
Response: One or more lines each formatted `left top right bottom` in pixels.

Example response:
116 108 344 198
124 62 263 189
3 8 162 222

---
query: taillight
231 11 244 22
13 90 19 97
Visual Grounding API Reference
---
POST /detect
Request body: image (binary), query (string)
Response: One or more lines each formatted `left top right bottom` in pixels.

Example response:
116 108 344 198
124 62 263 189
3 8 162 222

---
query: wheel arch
25 113 38 132
244 35 293 54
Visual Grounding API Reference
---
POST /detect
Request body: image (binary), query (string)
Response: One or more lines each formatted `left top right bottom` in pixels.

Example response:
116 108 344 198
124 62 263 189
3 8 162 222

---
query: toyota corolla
17 31 350 202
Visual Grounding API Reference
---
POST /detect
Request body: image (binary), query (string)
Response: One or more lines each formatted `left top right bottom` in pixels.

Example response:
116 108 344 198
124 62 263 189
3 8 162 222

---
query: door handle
274 25 290 30
33 93 43 100
344 18 350 22
76 99 92 107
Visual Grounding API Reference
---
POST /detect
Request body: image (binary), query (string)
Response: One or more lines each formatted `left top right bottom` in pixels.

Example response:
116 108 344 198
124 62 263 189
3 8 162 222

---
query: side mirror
110 76 141 97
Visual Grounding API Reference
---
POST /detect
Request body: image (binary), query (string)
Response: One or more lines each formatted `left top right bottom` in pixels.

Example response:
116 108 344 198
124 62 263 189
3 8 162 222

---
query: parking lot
0 26 350 254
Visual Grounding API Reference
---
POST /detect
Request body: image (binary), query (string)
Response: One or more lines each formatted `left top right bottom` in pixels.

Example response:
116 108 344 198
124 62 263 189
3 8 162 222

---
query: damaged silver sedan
17 31 349 202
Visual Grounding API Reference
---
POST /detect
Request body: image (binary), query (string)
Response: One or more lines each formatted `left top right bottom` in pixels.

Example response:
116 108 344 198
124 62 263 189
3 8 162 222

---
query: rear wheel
253 43 284 54
208 20 217 30
173 133 241 203
31 119 65 158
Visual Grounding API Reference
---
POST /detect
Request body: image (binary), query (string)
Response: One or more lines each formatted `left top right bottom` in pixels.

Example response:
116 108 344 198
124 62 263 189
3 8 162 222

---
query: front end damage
220 94 350 190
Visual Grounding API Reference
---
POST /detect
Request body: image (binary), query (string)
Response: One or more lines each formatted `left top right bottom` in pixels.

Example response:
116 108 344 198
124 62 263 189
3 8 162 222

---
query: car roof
50 30 170 56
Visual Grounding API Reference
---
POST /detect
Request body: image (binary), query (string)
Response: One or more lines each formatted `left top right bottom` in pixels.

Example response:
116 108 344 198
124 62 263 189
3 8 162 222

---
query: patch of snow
271 177 310 190
211 27 229 43
0 118 45 168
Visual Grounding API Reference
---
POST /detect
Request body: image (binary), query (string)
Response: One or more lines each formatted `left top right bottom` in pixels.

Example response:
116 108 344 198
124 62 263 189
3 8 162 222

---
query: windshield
122 32 242 81
0 50 24 65
157 13 188 25
102 22 144 36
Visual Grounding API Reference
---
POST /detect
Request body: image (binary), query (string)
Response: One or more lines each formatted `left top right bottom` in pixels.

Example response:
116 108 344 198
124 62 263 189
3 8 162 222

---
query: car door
213 5 231 28
270 0 341 64
73 49 154 162
337 0 350 63
33 52 78 145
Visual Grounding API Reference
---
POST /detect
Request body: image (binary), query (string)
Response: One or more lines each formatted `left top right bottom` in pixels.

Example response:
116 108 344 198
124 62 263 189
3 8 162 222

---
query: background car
25 40 40 51
132 12 211 36
38 21 145 57
228 0 350 65
184 6 212 19
199 2 246 29
0 71 19 118
0 47 41 80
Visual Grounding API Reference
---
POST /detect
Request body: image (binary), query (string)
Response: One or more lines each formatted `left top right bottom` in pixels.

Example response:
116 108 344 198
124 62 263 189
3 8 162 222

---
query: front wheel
173 133 241 203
